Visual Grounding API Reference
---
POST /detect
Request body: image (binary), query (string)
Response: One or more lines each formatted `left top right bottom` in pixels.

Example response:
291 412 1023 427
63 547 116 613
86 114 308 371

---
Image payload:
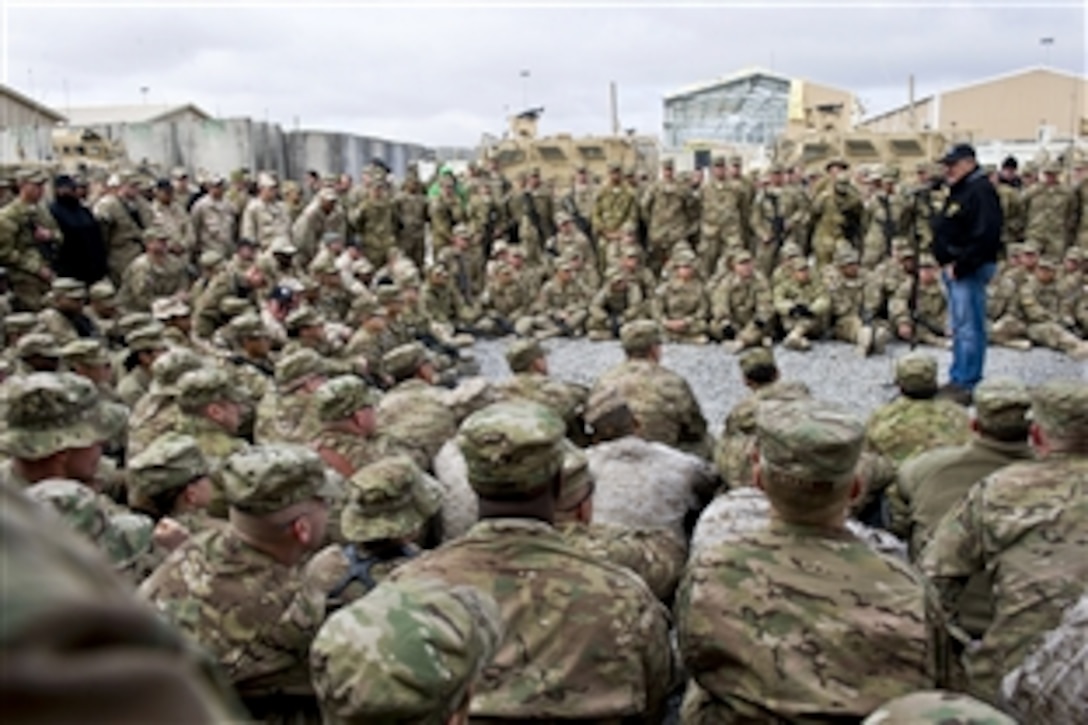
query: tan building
860 67 1087 143
62 103 212 128
0 83 66 130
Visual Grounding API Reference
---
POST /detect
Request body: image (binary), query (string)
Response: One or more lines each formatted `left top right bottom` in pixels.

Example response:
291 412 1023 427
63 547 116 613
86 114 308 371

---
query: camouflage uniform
240 192 291 248
390 401 674 721
827 246 885 353
586 270 648 340
509 178 556 264
126 432 221 537
394 178 428 269
592 321 710 457
428 184 467 255
151 197 195 255
476 262 534 336
126 347 205 458
810 177 864 267
865 353 970 466
749 173 804 277
863 691 1015 725
591 174 639 252
494 339 588 438
118 231 189 313
642 163 696 274
652 249 709 343
0 177 59 310
698 160 747 274
190 187 237 259
1023 168 1075 257
921 380 1088 703
707 250 773 348
377 344 458 472
305 456 439 610
1019 258 1088 356
93 186 149 285
140 446 336 721
311 376 382 478
889 255 949 347
678 399 941 723
350 185 398 268
861 176 905 269
773 257 831 350
311 579 501 724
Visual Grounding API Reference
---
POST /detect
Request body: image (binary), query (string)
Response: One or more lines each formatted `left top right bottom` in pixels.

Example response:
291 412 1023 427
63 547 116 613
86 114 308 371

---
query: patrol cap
1031 379 1088 437
895 352 938 395
229 312 269 340
269 236 298 256
315 376 379 423
221 445 336 515
1036 255 1058 270
862 690 1014 725
619 320 662 354
1065 247 1084 263
59 338 109 367
15 168 49 185
286 306 323 333
711 155 726 167
349 296 385 321
584 385 635 436
834 245 860 266
672 247 696 266
198 249 224 268
382 342 428 380
557 440 593 511
375 284 401 305
317 188 339 203
275 348 328 390
1020 241 1040 256
219 296 254 319
451 223 470 237
116 312 153 337
50 277 86 300
310 256 339 276
791 255 812 272
311 579 501 725
176 367 242 412
972 378 1030 434
149 347 204 392
0 373 126 459
16 332 60 360
738 346 776 378
457 400 566 498
341 455 441 542
756 398 864 483
1041 160 1062 174
88 279 116 301
151 296 191 320
127 433 210 502
4 311 39 335
505 338 544 373
142 225 169 242
918 252 938 268
125 324 166 353
256 172 278 189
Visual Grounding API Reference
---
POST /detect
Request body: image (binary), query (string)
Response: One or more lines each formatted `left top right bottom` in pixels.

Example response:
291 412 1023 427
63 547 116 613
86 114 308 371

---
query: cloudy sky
2 0 1084 147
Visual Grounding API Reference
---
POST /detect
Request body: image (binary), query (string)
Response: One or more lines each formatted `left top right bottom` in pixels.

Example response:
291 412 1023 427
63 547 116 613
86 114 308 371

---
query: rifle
907 191 924 350
769 193 785 255
522 191 547 253
483 204 498 260
880 194 896 257
563 194 599 261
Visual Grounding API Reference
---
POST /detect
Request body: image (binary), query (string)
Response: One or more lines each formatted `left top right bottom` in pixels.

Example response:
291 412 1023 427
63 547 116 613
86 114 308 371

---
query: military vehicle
481 108 659 185
51 128 128 174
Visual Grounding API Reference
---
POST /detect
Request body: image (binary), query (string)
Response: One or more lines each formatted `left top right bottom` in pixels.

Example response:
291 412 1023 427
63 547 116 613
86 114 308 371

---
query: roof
0 83 66 123
61 103 213 127
664 66 793 101
862 65 1084 124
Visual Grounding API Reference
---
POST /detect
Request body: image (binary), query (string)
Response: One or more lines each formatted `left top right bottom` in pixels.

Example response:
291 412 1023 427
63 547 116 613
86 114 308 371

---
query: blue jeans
943 262 996 390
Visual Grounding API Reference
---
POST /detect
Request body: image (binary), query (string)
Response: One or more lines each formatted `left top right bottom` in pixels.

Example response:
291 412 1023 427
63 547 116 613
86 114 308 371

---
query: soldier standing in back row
240 174 291 249
643 159 696 276
1023 161 1075 258
94 172 150 286
592 163 639 270
810 158 864 267
509 168 555 265
700 156 747 278
0 170 59 310
749 163 803 278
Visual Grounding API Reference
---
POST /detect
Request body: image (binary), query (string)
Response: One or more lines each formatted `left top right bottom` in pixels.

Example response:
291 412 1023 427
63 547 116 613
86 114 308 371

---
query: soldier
240 173 291 248
375 343 457 472
828 245 887 355
988 164 1025 250
1075 160 1088 251
189 174 236 259
255 236 305 289
58 338 114 393
773 256 831 351
551 210 597 269
350 180 398 268
291 187 340 265
591 162 639 267
713 346 811 489
1019 255 1088 358
311 579 500 725
494 338 588 440
14 332 61 374
860 167 905 269
476 260 532 337
641 159 695 275
341 298 394 378
38 277 97 343
429 174 467 256
866 352 970 466
591 320 711 457
86 279 121 345
890 253 950 348
92 174 149 286
527 257 592 338
306 455 440 609
421 257 476 345
140 445 334 722
749 163 804 277
1023 161 1075 258
118 226 189 313
922 379 1088 703
698 156 745 276
653 247 709 344
149 179 195 257
809 158 864 267
679 398 943 722
151 296 203 352
585 269 645 341
117 324 167 407
389 400 672 720
0 169 58 310
127 347 205 458
127 432 219 535
312 376 382 478
507 168 555 265
394 169 429 269
255 348 327 446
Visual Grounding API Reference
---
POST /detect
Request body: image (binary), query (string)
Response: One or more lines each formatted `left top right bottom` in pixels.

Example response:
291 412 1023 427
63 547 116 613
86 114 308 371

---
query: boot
873 327 891 354
855 326 874 357
1071 342 1088 362
996 338 1032 351
783 328 811 351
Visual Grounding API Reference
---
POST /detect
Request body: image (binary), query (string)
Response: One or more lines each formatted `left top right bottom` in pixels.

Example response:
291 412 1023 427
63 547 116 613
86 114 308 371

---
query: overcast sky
3 0 1084 147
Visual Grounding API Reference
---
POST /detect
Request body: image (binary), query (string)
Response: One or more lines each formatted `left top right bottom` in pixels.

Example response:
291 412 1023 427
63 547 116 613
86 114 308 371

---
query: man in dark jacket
50 175 108 285
931 144 1002 404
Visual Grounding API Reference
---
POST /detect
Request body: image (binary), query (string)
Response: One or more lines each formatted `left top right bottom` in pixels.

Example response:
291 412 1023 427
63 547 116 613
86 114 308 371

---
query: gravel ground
468 337 1086 437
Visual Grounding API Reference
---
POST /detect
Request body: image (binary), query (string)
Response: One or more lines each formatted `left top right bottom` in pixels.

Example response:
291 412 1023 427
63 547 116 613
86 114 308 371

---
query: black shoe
938 383 973 406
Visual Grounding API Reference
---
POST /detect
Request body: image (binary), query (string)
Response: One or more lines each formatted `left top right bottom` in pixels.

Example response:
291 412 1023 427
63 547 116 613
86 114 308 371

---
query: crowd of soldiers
0 150 1086 723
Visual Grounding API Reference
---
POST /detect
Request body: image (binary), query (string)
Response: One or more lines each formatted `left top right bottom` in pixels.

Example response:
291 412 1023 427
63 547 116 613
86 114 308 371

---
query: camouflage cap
918 252 938 268
458 400 566 498
127 433 210 501
738 346 776 378
895 352 938 395
1032 379 1088 437
149 347 204 392
1064 246 1084 262
834 245 860 266
151 296 191 320
505 338 544 373
116 312 153 337
1036 255 1059 270
317 188 339 203
862 690 1015 724
311 579 501 725
125 323 166 353
756 398 864 482
269 236 298 255
973 378 1031 433
451 223 470 237
350 257 374 277
50 277 87 300
58 338 109 367
220 296 254 318
176 368 242 411
16 332 60 359
315 376 379 423
309 256 339 276
15 168 48 185
349 296 385 321
620 320 662 354
285 306 323 332
0 372 125 459
4 311 38 334
375 284 401 305
382 342 428 380
142 225 169 242
672 247 697 266
1020 241 1040 255
557 439 593 511
198 249 224 268
229 312 269 340
221 444 336 515
341 455 441 542
275 348 328 390
732 249 754 265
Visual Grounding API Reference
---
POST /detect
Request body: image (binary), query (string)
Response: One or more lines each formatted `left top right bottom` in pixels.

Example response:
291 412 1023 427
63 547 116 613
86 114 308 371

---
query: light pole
519 69 530 110
140 86 149 105
1040 37 1054 67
